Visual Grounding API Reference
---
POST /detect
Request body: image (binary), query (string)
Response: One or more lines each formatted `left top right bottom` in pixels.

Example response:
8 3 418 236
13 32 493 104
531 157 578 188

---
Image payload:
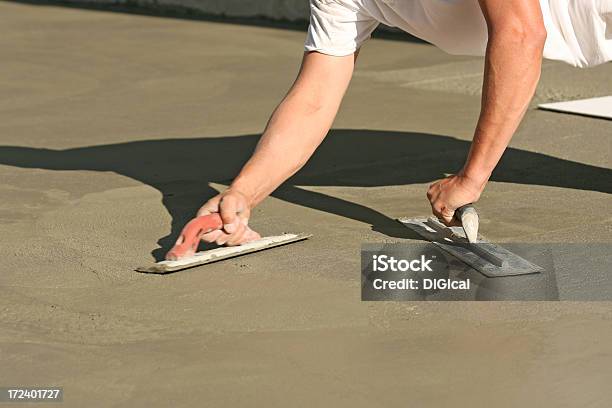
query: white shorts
305 0 612 67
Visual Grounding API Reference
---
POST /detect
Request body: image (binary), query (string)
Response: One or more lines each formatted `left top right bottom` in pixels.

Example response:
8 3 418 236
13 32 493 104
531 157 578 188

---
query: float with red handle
137 214 310 274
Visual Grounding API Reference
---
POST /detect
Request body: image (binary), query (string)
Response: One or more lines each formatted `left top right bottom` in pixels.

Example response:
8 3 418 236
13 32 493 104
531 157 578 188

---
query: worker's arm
428 0 547 224
198 51 356 245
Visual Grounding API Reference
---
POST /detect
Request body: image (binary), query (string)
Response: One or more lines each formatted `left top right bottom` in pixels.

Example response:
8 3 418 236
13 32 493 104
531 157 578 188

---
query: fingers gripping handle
165 213 224 260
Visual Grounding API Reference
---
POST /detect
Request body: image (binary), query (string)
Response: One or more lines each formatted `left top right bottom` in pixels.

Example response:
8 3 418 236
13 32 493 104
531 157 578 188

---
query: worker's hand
197 189 260 246
427 174 484 226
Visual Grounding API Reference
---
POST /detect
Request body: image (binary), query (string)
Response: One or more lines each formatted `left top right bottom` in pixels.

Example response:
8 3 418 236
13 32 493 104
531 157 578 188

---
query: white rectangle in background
538 96 612 120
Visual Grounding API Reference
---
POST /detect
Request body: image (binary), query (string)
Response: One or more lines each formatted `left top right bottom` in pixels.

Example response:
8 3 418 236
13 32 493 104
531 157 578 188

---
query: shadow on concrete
6 0 429 44
1 129 610 260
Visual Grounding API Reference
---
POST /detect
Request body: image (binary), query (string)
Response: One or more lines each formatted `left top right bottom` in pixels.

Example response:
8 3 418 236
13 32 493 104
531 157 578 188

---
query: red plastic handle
165 213 224 260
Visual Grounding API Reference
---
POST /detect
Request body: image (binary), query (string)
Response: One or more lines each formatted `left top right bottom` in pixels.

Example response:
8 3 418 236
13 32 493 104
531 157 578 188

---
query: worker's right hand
427 173 483 226
197 189 261 246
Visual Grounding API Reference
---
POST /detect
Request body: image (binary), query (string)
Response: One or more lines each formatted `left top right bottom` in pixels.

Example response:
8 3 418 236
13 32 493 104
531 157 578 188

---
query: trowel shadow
0 129 610 260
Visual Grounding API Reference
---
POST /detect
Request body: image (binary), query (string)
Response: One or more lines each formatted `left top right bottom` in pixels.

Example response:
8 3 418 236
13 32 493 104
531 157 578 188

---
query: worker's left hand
427 173 484 226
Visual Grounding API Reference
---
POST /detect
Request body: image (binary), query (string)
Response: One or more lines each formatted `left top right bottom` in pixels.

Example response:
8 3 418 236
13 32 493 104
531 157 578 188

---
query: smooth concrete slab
1 2 612 407
63 0 312 21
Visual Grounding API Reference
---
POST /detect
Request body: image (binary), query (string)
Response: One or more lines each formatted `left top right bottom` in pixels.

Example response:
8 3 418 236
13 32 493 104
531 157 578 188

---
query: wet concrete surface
1 2 611 407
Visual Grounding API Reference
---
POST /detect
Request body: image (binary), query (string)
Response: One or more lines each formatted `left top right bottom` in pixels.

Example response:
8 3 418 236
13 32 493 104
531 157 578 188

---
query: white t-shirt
305 0 612 68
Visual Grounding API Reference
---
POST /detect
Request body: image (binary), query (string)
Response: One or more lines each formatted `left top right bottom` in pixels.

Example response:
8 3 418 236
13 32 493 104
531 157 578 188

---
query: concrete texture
1 1 612 406
28 0 312 21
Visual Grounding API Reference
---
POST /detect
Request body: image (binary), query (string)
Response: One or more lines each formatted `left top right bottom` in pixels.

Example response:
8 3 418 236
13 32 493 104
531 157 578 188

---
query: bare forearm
231 90 340 205
230 52 354 207
463 0 547 189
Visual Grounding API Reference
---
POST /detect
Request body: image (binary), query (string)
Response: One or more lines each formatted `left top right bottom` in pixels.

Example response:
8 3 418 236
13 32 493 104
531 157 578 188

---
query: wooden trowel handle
455 204 477 219
455 204 479 243
165 213 224 260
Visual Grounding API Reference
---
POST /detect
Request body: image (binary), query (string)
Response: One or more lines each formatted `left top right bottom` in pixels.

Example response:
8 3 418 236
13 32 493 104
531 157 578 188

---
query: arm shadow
0 129 609 260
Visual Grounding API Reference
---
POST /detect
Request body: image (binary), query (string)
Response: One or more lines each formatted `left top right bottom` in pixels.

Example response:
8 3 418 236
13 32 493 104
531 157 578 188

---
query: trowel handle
455 204 478 220
165 213 224 260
